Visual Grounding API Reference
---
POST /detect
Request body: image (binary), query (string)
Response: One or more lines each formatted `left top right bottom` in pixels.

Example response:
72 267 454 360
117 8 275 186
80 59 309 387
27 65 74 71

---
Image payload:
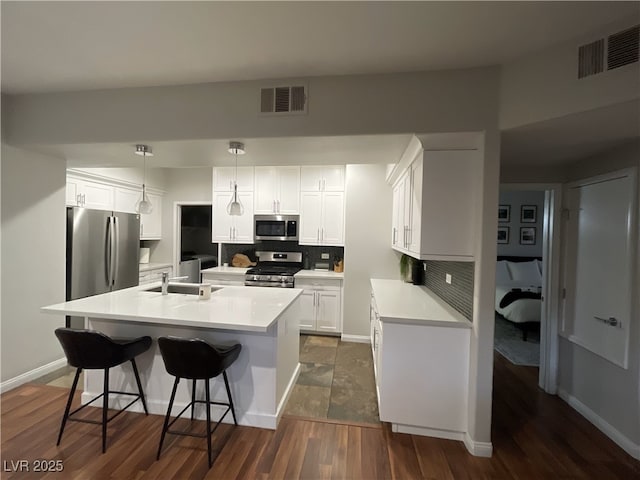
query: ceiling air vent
578 38 605 78
607 25 639 71
260 85 307 115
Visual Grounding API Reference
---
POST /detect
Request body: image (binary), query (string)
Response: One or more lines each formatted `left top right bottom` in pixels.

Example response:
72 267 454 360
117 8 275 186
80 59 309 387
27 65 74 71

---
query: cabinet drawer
295 278 342 289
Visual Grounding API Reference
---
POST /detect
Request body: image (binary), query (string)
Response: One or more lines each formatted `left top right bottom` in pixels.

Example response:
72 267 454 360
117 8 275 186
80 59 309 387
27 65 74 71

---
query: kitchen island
41 283 302 429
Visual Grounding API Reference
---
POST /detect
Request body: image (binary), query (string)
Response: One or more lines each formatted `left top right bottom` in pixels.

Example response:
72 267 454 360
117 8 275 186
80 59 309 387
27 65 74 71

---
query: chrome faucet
161 273 189 295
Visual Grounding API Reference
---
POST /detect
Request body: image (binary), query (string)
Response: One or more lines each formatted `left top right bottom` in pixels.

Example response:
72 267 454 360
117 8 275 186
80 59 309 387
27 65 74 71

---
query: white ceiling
2 1 639 169
34 134 414 169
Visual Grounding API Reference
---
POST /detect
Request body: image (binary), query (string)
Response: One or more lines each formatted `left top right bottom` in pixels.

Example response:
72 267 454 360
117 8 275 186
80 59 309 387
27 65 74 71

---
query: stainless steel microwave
255 215 299 241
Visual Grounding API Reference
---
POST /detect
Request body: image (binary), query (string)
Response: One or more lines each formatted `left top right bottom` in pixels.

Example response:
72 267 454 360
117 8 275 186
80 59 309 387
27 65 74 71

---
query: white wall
343 164 399 337
3 67 499 145
153 167 213 264
1 144 66 383
558 140 640 450
497 190 545 257
500 18 640 130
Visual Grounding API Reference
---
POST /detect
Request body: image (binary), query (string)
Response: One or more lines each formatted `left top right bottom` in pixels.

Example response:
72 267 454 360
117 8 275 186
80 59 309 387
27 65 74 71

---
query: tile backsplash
221 242 344 270
423 261 474 321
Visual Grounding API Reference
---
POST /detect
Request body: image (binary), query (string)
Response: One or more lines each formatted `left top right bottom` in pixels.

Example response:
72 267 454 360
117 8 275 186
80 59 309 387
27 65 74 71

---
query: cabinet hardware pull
318 180 321 191
277 200 280 213
323 179 326 191
229 227 232 239
392 227 396 244
317 228 320 242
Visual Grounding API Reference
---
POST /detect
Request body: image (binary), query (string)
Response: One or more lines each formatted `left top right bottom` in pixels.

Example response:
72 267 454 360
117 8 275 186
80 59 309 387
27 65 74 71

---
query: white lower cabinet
370 281 470 438
296 278 342 333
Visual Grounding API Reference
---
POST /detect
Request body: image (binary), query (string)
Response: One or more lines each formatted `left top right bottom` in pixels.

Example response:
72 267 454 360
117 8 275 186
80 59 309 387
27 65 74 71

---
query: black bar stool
156 336 242 468
54 328 152 453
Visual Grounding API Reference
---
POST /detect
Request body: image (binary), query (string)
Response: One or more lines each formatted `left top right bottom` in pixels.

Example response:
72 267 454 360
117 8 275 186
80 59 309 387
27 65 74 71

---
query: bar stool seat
54 328 152 453
156 336 242 468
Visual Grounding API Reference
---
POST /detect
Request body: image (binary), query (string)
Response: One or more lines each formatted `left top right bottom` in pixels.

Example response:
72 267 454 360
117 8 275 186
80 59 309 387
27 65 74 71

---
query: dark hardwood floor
1 353 638 479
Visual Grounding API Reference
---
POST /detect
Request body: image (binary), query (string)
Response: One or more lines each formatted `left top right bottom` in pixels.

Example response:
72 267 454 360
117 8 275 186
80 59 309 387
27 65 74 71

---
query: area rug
494 315 540 366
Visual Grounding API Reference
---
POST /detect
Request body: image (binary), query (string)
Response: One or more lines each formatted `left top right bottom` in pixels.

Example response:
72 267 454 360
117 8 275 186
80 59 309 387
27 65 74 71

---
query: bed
495 257 542 340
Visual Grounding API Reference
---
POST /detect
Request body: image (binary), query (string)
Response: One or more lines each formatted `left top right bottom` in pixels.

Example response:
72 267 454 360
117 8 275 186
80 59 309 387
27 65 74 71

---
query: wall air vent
607 25 639 71
260 85 307 115
578 38 605 78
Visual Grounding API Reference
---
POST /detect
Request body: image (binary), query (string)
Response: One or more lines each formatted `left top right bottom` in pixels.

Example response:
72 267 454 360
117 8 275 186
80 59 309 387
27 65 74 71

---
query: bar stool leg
191 379 196 420
157 377 180 461
130 359 148 415
205 378 212 468
223 371 238 425
102 368 109 454
57 367 82 446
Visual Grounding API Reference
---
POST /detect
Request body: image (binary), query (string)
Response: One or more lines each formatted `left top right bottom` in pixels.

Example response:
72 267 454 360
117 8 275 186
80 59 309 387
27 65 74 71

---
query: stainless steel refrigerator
66 207 140 328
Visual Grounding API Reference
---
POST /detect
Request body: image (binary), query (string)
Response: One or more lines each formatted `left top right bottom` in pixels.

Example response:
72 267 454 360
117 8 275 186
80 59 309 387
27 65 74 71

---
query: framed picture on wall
520 227 536 245
521 205 537 223
497 226 510 244
498 205 511 223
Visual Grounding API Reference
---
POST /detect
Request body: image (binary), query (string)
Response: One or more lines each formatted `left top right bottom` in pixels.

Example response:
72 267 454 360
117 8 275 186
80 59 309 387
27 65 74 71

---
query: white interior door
565 171 635 368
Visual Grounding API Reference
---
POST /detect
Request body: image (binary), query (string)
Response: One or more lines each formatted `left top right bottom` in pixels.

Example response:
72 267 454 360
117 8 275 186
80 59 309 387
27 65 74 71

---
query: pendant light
134 144 153 214
226 141 245 216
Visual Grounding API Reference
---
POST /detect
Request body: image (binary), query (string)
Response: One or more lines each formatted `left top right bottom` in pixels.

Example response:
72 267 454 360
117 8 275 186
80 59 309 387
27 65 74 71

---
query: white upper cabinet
66 175 114 211
114 186 139 214
213 167 255 192
254 166 300 214
300 165 345 192
391 150 478 261
140 192 162 240
299 191 345 246
211 191 254 243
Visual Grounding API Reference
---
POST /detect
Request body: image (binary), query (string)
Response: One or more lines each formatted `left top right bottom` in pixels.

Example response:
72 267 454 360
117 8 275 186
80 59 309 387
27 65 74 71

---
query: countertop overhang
41 283 303 333
370 279 471 328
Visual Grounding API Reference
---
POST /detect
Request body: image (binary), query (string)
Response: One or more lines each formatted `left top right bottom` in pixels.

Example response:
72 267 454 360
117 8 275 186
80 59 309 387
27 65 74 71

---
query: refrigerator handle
113 216 120 287
105 216 113 286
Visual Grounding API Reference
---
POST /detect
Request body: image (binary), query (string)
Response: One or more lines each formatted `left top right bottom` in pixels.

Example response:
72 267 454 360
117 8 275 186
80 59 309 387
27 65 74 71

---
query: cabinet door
299 192 322 245
408 158 422 254
401 172 412 249
114 187 139 214
141 192 162 239
213 167 254 192
300 166 324 192
321 192 344 246
391 182 401 247
316 290 341 332
82 180 114 211
254 167 278 214
232 192 254 243
276 166 300 214
322 165 345 191
298 290 317 330
66 177 81 206
212 192 234 242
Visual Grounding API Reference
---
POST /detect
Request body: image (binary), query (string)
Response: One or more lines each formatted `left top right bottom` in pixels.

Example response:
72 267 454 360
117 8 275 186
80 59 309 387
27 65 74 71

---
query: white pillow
495 260 512 284
507 260 542 285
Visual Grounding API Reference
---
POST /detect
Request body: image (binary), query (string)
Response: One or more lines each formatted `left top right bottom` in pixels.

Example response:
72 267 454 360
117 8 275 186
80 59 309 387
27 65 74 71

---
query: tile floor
284 334 380 425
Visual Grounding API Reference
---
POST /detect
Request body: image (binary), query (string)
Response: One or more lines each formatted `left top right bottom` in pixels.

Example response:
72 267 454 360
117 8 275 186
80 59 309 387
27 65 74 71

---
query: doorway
495 184 562 393
173 202 218 281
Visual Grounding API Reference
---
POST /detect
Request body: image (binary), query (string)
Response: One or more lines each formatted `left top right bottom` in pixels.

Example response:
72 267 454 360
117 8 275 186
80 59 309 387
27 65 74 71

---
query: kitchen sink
144 284 221 295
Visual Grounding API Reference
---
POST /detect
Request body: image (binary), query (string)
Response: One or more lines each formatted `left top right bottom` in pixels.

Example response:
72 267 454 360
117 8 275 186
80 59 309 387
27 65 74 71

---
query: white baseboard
340 334 370 344
0 357 68 394
463 432 493 457
558 387 640 460
392 423 465 442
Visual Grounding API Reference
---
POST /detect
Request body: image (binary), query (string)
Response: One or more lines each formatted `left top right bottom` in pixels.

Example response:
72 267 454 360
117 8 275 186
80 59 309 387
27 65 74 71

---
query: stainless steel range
244 251 302 288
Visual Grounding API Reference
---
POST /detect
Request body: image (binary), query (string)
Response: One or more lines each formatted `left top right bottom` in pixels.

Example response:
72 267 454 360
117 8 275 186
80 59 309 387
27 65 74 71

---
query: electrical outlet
321 253 330 260
423 263 427 271
445 273 452 284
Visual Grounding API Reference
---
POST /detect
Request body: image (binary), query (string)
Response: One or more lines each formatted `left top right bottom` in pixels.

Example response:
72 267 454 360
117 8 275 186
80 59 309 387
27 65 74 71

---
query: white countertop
139 262 173 272
370 279 471 329
201 266 249 275
294 270 344 280
41 283 302 333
